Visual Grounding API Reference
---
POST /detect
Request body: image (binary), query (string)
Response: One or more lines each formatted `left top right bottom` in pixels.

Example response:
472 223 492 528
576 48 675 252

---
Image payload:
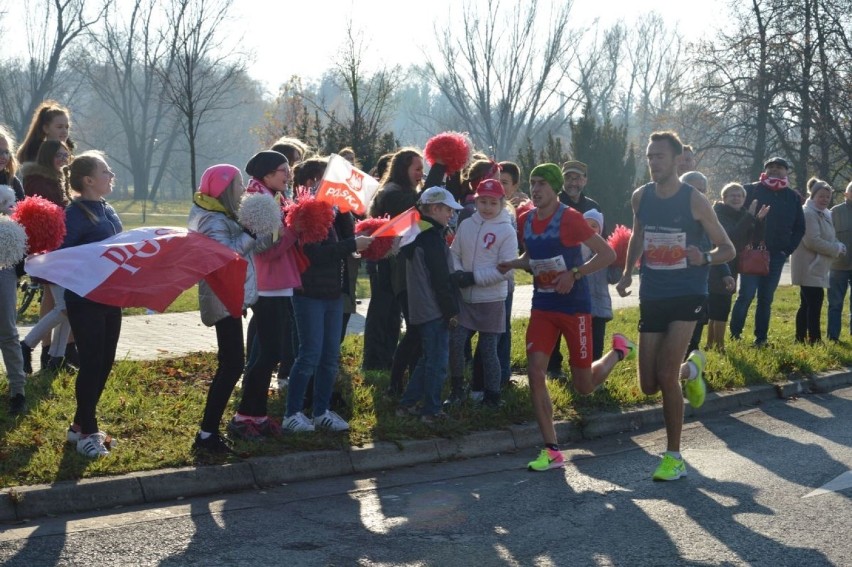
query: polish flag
24 227 247 316
370 206 425 248
315 154 380 215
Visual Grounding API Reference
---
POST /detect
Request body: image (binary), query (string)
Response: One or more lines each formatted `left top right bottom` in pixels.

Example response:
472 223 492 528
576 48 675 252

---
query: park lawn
1 285 848 488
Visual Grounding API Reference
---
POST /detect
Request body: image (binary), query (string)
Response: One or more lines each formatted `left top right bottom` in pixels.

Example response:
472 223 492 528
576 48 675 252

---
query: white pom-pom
0 185 15 215
238 192 283 236
0 216 27 269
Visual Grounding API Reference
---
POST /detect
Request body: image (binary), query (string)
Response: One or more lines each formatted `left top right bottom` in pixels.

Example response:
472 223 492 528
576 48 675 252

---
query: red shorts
526 309 592 369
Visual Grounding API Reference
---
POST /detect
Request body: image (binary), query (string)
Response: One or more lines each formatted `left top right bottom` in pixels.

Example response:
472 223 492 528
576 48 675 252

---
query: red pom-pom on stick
285 187 335 244
11 195 67 254
355 217 395 261
424 131 472 175
607 224 634 271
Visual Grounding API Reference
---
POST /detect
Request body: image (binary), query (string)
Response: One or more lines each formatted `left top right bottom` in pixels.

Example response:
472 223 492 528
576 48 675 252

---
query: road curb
3 370 851 522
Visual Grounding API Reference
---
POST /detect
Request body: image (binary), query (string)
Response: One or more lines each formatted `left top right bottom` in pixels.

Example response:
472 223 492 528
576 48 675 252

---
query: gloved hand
451 270 476 288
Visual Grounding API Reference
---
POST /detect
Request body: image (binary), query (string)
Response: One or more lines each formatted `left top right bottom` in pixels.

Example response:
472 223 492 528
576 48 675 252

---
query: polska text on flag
315 153 380 215
25 227 247 316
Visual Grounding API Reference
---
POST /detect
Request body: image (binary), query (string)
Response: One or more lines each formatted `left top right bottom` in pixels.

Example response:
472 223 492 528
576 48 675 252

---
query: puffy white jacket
188 205 258 326
450 209 516 304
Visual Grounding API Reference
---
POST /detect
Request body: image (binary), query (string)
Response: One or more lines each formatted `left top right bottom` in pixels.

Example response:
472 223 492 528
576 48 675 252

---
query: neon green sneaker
684 350 706 408
612 333 636 361
527 448 565 471
652 453 687 481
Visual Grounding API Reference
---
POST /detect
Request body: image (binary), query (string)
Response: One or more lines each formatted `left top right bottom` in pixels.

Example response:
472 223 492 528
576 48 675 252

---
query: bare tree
75 0 180 200
0 0 102 138
308 21 399 169
570 22 626 124
424 0 580 159
158 0 246 192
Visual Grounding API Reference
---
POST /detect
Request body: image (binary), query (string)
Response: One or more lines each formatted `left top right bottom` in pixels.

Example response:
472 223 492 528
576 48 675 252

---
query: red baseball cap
474 179 505 199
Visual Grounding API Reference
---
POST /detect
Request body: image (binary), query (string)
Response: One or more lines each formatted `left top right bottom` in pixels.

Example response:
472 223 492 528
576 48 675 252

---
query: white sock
665 451 682 460
199 431 212 440
685 361 698 380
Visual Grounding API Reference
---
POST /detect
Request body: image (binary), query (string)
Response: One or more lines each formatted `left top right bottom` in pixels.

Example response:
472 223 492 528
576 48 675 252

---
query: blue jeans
729 251 787 344
286 295 344 418
400 317 449 416
827 269 852 340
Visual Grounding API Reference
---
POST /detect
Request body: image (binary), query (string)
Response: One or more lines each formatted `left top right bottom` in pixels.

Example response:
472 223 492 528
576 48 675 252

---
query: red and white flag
370 206 425 248
24 227 247 316
315 153 380 215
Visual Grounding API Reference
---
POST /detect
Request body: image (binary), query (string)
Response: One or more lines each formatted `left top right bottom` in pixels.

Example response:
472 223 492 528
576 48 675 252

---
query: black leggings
238 296 291 416
200 316 244 432
796 286 824 344
66 300 122 435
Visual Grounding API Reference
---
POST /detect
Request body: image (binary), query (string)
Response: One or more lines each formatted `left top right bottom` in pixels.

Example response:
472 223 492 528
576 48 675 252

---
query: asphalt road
1 384 848 567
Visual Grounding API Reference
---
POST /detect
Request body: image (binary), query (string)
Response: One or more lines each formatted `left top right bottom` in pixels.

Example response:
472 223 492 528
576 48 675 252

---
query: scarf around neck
759 172 789 191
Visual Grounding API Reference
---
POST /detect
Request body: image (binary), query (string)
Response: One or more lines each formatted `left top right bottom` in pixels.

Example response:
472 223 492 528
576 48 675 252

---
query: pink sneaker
612 333 636 361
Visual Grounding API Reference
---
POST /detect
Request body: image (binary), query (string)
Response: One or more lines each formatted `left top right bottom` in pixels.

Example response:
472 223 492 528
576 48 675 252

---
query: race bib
529 255 568 292
643 231 687 270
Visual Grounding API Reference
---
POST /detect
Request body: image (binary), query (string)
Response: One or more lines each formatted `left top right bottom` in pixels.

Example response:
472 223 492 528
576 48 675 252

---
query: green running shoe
527 448 565 471
684 350 706 408
652 453 687 481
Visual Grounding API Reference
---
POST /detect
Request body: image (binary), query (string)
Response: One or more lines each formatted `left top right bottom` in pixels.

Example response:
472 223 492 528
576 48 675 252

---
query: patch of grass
2 285 848 487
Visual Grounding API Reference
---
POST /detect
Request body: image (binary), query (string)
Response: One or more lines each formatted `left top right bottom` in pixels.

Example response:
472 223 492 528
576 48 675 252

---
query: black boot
64 342 80 367
40 345 50 369
20 341 32 375
443 376 465 409
482 390 502 409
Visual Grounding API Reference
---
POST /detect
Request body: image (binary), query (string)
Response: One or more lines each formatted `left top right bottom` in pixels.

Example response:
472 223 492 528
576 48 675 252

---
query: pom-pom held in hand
238 192 282 236
11 195 66 254
355 217 395 261
286 187 334 244
0 216 27 269
607 224 634 270
424 131 472 175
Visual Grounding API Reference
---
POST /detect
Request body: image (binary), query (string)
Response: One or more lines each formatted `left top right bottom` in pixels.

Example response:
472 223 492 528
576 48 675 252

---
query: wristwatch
571 266 583 280
702 252 712 266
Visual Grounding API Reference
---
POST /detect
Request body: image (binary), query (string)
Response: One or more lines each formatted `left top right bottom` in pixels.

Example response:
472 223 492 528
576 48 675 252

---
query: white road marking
803 471 852 498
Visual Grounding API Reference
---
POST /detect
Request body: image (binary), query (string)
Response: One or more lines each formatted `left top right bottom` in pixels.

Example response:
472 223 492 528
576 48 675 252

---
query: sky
241 0 726 94
0 0 726 95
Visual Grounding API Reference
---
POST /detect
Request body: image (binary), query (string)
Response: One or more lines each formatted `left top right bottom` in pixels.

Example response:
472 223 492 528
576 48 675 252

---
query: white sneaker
282 412 315 433
77 435 110 458
67 426 116 448
313 410 350 432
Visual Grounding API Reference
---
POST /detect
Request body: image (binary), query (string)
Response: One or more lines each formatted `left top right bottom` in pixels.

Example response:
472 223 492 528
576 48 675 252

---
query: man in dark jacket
729 157 805 346
550 160 603 377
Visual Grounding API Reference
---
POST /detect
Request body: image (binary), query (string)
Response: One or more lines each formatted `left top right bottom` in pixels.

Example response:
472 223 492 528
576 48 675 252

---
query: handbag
739 241 770 276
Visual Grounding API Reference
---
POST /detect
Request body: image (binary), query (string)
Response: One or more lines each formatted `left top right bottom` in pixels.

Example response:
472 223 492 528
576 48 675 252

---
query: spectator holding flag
62 152 123 458
189 164 259 454
395 187 464 423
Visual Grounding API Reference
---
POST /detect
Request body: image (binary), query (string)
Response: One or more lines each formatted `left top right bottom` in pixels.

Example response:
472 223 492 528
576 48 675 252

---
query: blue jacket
62 199 123 248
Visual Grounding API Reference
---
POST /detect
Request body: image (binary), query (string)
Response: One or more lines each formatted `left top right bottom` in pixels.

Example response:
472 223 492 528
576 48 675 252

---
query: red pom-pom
607 224 634 270
355 217 395 261
424 131 472 175
11 195 66 253
285 187 335 244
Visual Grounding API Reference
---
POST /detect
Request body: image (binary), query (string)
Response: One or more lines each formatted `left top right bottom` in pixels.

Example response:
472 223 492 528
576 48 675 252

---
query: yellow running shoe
684 350 706 408
527 448 565 471
652 453 687 481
